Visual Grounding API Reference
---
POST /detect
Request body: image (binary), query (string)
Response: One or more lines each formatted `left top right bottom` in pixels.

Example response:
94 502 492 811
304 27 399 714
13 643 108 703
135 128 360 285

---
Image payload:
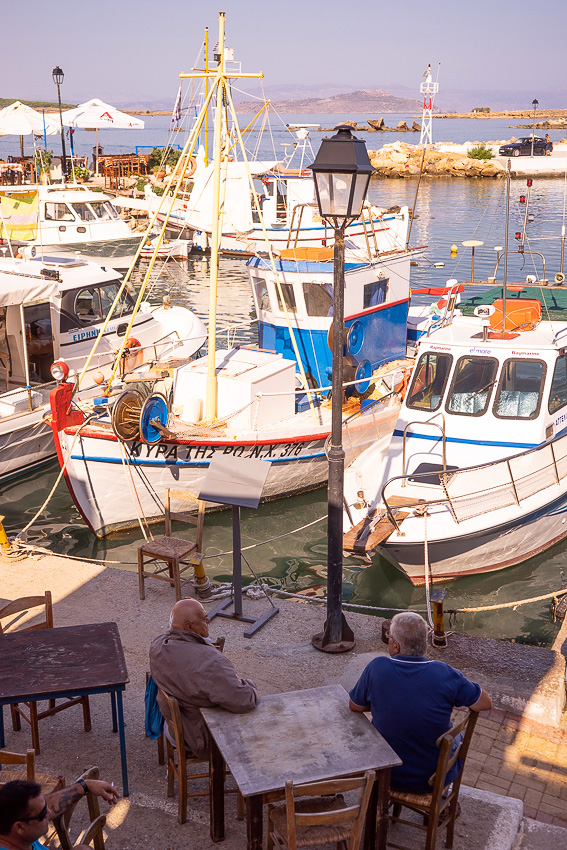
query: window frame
492 357 546 421
406 351 453 413
548 353 567 415
444 354 499 418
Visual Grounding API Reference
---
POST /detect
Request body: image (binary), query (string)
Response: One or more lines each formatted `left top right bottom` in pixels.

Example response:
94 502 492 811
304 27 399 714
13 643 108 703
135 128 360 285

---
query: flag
170 85 182 128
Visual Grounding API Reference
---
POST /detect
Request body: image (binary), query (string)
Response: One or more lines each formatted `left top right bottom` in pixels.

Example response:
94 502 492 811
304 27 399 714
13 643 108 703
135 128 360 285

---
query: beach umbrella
62 99 144 173
0 101 60 155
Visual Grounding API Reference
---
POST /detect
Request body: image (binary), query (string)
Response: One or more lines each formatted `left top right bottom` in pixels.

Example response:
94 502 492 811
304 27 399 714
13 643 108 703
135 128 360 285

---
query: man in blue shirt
349 612 492 793
0 777 119 850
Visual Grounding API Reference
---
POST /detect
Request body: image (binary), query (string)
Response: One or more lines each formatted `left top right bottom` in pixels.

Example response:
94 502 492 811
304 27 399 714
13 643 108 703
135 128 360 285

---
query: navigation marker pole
419 64 439 147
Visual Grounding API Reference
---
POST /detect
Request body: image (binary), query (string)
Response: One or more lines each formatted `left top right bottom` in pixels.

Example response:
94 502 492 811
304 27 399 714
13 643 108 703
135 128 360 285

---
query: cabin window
44 202 74 222
446 356 498 416
74 288 103 324
303 282 333 317
363 280 387 309
99 282 136 318
72 203 96 222
494 358 545 419
24 302 53 383
549 353 567 414
89 201 119 220
407 352 452 411
252 277 271 312
274 282 297 314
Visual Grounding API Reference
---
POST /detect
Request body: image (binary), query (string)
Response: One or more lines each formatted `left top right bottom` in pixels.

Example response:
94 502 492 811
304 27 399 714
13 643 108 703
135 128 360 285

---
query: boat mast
204 27 209 168
503 158 511 331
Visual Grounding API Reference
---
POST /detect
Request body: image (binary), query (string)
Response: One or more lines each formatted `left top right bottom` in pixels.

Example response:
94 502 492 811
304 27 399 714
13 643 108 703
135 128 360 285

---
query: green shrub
468 144 494 160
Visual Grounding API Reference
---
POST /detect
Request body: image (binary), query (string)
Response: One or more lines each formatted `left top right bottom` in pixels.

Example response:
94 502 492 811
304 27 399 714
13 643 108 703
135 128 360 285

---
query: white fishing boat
343 280 567 584
0 253 206 482
48 13 413 537
0 184 142 270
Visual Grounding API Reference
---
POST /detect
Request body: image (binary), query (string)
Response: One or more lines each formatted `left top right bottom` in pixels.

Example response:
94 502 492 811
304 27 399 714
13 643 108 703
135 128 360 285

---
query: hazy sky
3 0 564 104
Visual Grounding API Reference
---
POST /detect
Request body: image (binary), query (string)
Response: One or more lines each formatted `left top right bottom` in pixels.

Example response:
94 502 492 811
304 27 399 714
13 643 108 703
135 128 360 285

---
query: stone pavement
0 552 566 848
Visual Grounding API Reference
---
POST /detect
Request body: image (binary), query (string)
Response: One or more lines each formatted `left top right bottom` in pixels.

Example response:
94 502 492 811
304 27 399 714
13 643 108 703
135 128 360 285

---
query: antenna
419 63 439 147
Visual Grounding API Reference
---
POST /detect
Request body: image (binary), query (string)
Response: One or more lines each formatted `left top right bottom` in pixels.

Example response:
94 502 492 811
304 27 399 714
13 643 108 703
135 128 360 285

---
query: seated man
149 598 259 758
0 776 119 850
349 611 492 793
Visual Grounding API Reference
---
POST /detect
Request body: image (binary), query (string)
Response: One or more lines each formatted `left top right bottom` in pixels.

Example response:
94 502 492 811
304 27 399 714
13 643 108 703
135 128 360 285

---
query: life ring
185 156 197 177
122 337 143 372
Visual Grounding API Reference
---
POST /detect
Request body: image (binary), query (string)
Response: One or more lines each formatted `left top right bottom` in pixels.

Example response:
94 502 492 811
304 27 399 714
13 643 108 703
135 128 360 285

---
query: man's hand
85 780 120 804
469 688 492 713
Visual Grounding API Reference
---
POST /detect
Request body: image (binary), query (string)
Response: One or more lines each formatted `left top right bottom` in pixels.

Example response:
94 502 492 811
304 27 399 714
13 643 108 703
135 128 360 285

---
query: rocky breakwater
369 142 506 179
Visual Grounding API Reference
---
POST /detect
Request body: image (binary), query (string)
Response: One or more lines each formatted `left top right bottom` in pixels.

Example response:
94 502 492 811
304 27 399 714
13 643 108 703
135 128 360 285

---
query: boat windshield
303 282 333 317
99 282 136 318
44 202 74 222
446 356 498 416
71 203 96 222
61 280 135 331
89 201 119 220
494 358 544 419
407 351 452 411
549 353 567 413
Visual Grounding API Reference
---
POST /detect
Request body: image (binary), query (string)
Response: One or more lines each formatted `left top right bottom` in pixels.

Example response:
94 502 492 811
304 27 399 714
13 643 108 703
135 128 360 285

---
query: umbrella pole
20 135 24 158
96 128 99 176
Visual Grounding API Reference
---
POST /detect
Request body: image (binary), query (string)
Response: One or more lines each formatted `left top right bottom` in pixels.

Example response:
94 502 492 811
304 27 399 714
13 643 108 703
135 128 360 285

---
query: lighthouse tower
419 64 439 146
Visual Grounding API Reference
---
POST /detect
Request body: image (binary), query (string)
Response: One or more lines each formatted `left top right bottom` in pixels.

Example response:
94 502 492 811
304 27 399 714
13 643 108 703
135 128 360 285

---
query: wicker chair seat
269 794 350 847
0 768 64 795
389 784 451 809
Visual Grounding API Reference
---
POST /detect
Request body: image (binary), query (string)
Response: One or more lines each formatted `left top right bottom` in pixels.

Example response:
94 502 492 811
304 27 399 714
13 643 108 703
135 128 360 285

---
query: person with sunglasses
0 776 119 850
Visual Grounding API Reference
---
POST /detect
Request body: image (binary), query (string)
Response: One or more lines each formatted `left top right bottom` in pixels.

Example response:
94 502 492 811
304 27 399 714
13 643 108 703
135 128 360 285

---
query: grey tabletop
201 683 401 798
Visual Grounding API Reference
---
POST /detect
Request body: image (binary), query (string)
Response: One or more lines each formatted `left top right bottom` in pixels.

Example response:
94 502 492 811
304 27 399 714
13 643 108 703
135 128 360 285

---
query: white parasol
62 99 145 174
0 101 60 142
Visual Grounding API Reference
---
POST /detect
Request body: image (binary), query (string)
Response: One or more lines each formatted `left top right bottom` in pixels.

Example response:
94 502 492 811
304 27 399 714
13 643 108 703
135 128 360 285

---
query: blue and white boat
343 282 567 584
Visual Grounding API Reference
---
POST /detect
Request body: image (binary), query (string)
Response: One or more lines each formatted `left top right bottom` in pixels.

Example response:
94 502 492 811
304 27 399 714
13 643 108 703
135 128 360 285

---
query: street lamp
52 65 67 181
531 98 539 158
308 125 373 653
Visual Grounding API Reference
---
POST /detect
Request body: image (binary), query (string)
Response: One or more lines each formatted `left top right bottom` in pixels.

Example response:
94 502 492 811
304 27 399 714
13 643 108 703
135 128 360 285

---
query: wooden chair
137 489 206 601
52 766 106 850
387 710 479 850
267 770 375 850
0 748 65 796
0 592 91 754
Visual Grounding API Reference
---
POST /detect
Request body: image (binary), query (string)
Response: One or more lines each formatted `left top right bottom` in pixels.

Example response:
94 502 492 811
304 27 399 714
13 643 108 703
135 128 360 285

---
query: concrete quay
0 551 566 849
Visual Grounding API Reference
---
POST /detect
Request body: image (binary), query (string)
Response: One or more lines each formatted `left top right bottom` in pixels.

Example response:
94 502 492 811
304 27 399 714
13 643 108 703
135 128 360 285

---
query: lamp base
312 614 356 654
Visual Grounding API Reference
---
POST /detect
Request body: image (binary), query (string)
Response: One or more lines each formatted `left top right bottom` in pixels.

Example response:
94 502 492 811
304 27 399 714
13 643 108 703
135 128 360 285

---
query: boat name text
128 440 309 461
71 325 118 343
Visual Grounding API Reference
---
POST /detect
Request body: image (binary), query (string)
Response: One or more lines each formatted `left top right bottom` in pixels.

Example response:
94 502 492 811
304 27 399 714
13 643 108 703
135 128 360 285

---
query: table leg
363 773 378 850
115 691 129 798
375 767 391 850
209 737 225 842
0 705 5 748
246 794 263 850
110 692 118 733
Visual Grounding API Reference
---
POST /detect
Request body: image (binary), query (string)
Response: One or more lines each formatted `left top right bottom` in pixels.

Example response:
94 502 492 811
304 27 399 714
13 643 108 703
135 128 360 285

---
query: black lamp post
52 65 67 180
531 98 539 158
308 125 373 653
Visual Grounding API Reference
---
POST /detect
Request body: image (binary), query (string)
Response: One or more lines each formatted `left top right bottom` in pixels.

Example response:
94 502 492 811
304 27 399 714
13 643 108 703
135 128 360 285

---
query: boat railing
380 424 567 534
425 281 462 335
402 417 447 485
492 249 546 283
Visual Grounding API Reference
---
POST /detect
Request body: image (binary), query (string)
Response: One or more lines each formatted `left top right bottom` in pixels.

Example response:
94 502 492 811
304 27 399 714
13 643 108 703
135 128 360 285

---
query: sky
3 0 565 106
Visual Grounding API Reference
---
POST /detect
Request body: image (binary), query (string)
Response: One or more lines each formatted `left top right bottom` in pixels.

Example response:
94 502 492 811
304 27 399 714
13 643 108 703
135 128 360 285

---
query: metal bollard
431 589 448 648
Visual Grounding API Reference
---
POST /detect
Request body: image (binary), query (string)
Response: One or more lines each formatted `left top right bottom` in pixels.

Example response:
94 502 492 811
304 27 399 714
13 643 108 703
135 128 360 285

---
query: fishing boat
343 278 567 584
0 252 206 482
0 184 142 270
48 13 413 537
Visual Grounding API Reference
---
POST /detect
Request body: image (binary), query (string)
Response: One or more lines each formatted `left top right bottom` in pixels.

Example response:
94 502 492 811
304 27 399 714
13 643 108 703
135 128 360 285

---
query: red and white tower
419 64 439 146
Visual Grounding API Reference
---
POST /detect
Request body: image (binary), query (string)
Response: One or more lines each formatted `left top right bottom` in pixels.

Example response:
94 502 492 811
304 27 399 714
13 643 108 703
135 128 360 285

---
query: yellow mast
180 11 263 421
204 27 209 167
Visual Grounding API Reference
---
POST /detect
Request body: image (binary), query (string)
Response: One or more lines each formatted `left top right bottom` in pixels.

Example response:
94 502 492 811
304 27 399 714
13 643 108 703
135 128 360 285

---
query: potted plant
34 150 53 184
72 164 90 183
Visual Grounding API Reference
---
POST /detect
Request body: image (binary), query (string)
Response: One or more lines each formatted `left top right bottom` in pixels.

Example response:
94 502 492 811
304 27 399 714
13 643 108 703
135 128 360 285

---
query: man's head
388 612 427 657
170 598 210 638
0 780 48 842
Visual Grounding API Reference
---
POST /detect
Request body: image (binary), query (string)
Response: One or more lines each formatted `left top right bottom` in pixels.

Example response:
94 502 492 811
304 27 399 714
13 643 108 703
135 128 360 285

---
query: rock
397 120 409 131
412 121 421 132
368 118 384 131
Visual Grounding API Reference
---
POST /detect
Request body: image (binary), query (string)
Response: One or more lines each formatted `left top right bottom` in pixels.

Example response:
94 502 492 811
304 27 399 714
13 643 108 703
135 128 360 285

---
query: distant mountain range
113 84 567 115
234 88 422 114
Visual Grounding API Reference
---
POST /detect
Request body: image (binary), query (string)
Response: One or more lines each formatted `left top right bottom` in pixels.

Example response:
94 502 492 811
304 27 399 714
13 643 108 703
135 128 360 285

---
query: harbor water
2 115 567 647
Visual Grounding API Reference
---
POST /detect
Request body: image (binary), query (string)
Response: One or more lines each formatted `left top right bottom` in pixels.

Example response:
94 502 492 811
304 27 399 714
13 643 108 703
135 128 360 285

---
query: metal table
0 622 130 795
201 684 401 850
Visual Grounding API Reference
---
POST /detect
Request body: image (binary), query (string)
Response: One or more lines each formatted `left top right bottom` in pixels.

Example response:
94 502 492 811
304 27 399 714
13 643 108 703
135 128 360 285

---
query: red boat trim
345 297 408 322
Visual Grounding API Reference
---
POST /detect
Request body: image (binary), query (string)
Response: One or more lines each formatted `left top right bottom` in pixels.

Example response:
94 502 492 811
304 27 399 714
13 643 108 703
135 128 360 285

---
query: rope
202 513 327 559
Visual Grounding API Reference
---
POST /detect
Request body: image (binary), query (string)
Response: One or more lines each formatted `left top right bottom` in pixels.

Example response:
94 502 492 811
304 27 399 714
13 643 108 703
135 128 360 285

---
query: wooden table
0 622 130 795
201 684 401 850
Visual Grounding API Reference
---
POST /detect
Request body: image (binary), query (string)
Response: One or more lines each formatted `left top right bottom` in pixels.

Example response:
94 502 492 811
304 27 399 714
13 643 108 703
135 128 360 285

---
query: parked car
499 137 547 157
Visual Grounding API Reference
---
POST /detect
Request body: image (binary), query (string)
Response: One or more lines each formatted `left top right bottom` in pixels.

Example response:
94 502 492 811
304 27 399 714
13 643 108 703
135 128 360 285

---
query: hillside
234 88 423 114
0 97 76 110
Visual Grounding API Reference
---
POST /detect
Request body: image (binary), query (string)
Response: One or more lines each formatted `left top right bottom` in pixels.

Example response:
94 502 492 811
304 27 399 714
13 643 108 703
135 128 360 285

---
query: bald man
149 599 259 757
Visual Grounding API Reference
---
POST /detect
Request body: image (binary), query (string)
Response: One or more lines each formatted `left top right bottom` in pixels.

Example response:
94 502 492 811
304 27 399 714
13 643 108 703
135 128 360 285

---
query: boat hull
381 486 567 585
0 413 55 482
33 236 141 270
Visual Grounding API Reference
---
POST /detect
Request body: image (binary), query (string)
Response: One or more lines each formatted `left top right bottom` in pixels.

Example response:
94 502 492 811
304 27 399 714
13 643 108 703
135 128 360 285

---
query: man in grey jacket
149 598 259 757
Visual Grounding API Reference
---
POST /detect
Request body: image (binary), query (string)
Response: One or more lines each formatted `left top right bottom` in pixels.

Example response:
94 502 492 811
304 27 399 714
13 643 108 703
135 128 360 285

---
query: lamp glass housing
52 66 64 86
309 125 373 224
